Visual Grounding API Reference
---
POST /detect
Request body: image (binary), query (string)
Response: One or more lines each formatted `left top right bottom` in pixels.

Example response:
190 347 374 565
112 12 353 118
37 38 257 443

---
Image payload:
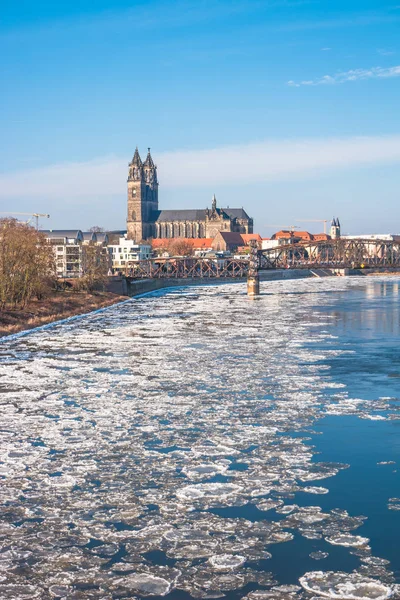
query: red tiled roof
241 233 262 242
272 230 314 241
214 232 245 243
313 233 332 241
151 238 213 249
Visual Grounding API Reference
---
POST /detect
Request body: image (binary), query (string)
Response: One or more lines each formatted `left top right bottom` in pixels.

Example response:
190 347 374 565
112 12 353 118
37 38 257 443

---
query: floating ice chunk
182 463 229 480
192 444 240 456
49 585 74 597
43 474 77 488
362 415 387 421
302 486 329 494
250 487 272 498
176 483 241 500
310 551 329 560
325 534 370 548
276 504 298 514
0 585 42 598
266 531 294 544
255 499 284 511
299 571 392 600
388 497 400 510
209 554 246 571
113 573 172 596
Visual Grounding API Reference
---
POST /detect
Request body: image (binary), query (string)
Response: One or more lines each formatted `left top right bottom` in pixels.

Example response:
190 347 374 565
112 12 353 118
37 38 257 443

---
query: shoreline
0 291 127 339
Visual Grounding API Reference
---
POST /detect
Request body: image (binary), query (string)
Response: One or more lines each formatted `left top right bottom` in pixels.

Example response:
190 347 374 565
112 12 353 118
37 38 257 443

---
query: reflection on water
0 277 399 600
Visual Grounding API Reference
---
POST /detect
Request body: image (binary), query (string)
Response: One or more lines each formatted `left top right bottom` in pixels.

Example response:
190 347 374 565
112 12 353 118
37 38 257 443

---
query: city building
108 235 151 272
152 238 213 256
342 234 400 242
211 232 261 253
43 230 110 278
43 230 84 278
127 147 253 241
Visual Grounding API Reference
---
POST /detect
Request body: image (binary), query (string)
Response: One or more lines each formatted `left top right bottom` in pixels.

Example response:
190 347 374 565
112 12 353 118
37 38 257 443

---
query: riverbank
0 291 126 338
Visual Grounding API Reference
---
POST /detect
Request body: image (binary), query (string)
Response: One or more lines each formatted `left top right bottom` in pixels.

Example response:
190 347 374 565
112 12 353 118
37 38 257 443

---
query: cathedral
127 148 253 241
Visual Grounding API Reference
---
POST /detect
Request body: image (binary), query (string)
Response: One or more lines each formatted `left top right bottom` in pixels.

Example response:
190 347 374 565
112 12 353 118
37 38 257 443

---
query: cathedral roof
155 209 208 222
155 207 251 223
221 208 251 220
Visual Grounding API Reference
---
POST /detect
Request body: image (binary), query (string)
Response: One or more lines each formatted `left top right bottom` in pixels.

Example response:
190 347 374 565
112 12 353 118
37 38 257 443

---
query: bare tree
167 239 194 257
0 219 56 309
78 245 109 292
89 226 105 233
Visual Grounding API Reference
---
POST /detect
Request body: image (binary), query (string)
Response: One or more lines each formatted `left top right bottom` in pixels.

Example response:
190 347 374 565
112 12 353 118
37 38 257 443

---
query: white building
108 236 151 272
342 234 400 242
261 239 280 250
43 230 110 278
43 230 84 278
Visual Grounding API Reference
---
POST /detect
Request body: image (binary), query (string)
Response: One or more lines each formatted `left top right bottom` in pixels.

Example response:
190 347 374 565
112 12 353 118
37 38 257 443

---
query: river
0 277 399 600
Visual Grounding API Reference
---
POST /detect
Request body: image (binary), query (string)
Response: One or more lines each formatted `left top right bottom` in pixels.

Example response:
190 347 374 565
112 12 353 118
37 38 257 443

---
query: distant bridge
260 238 400 270
125 238 400 279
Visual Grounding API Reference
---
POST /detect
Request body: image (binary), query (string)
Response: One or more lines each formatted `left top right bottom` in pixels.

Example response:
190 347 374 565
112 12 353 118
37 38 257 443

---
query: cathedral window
131 211 136 221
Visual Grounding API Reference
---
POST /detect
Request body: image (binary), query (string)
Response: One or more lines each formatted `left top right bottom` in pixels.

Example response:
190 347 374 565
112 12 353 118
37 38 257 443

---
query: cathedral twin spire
128 147 157 183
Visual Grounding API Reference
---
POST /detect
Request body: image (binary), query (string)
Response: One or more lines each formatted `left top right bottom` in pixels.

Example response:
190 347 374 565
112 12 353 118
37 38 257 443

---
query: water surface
0 277 399 600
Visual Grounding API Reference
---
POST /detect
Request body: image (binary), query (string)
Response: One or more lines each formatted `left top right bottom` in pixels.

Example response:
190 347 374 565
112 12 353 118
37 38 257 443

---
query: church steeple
128 147 143 182
131 147 143 167
143 148 155 168
330 217 341 239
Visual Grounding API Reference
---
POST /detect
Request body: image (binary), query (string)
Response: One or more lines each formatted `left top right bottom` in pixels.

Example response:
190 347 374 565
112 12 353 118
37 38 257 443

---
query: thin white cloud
288 65 400 86
2 136 400 202
377 48 395 56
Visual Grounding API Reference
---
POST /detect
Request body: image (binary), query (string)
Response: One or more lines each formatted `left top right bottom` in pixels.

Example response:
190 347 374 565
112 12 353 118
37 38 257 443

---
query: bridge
125 238 400 279
126 256 249 279
260 238 400 270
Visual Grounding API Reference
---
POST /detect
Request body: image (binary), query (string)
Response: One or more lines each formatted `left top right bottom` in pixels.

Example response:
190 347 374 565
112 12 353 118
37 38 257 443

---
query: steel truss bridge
125 239 400 279
126 257 249 279
260 238 400 270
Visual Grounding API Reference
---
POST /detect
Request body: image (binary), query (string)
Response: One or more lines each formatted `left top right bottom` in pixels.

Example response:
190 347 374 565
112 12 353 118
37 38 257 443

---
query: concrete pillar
247 275 260 297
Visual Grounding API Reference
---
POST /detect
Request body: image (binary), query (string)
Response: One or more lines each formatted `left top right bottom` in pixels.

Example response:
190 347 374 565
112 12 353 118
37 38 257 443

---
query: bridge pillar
247 240 260 297
247 275 260 297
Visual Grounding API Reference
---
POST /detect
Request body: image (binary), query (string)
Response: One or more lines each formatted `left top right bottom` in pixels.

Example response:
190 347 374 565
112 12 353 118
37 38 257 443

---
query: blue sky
1 0 400 234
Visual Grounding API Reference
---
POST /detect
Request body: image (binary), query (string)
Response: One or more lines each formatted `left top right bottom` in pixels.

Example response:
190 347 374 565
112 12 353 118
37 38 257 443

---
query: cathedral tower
127 148 159 241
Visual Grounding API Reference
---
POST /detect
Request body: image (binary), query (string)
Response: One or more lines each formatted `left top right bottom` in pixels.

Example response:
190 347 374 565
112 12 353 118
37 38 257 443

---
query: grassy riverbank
0 291 127 338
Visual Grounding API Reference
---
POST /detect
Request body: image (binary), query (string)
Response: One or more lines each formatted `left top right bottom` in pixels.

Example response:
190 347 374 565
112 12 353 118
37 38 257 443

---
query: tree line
0 219 109 309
